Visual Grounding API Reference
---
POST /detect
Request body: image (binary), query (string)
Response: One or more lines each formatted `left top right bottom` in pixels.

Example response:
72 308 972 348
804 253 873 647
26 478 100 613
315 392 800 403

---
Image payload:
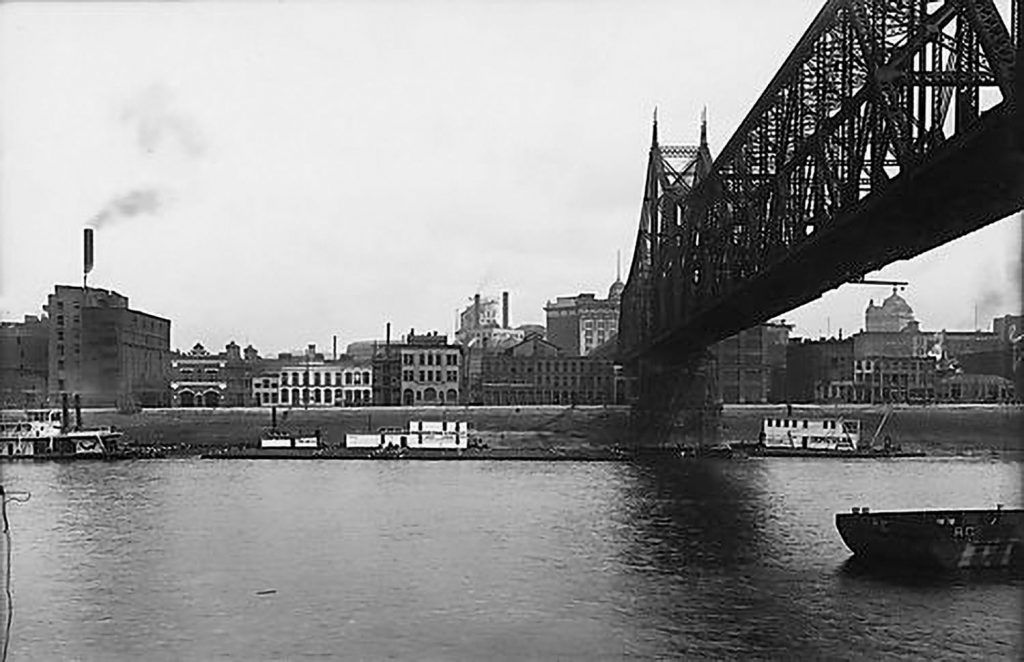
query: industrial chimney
502 291 509 329
473 294 481 329
83 228 94 290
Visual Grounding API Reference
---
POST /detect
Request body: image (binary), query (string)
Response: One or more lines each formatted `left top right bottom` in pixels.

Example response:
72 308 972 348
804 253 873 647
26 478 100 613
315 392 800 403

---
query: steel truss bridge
619 0 1022 442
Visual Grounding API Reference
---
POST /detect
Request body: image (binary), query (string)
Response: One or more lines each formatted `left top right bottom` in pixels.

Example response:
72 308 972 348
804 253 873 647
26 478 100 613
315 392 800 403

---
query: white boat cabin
761 417 861 452
344 420 469 450
260 430 320 449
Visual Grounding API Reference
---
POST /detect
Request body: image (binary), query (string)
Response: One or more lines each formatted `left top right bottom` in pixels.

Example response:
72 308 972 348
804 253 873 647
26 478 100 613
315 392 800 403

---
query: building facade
171 341 261 407
712 322 790 403
398 331 461 405
45 285 170 408
0 315 49 408
478 335 615 405
545 276 623 357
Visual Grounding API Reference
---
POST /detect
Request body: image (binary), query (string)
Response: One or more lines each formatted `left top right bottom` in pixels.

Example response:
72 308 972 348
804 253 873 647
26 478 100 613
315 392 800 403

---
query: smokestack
83 228 94 290
333 335 337 361
474 294 481 329
502 291 509 329
61 392 70 431
73 393 82 430
386 322 391 347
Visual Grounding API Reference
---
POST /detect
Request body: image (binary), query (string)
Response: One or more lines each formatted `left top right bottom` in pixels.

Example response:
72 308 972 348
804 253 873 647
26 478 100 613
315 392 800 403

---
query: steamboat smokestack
83 228 94 290
502 291 509 328
61 392 70 431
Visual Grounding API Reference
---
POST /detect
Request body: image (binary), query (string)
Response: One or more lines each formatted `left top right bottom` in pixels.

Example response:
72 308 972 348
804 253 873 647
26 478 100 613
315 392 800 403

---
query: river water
1 455 1021 660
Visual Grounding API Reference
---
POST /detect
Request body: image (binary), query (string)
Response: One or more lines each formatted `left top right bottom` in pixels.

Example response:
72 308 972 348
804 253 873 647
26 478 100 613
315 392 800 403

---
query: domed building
865 288 917 332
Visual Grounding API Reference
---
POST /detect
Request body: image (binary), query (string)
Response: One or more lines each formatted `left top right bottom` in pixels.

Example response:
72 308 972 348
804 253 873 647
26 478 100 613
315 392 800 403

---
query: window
314 373 321 386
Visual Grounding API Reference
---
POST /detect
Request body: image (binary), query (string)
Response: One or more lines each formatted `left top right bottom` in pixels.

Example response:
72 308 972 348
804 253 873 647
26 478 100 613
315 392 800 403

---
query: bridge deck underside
646 105 1023 363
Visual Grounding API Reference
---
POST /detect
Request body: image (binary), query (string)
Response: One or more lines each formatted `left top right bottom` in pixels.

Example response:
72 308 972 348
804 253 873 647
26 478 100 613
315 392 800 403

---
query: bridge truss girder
620 0 1021 365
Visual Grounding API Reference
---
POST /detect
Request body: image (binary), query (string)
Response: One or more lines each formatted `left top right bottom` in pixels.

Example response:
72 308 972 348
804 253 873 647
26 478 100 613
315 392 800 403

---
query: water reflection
0 456 1019 660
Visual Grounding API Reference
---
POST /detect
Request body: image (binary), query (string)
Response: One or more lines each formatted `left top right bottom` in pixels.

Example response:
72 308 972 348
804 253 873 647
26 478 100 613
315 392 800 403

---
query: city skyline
1 1 1019 354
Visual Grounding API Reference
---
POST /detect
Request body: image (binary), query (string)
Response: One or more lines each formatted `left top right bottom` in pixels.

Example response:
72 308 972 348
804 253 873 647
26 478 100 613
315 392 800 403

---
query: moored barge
835 505 1023 570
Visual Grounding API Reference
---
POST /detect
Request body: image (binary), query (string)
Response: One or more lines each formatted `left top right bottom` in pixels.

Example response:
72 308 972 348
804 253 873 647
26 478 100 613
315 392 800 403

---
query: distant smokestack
73 393 82 430
83 228 94 289
474 294 481 329
386 322 391 347
502 291 509 329
333 335 337 361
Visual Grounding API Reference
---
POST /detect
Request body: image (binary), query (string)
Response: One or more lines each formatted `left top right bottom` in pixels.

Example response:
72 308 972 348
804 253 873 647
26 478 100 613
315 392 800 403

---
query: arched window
446 388 458 403
363 371 371 385
324 389 332 403
281 389 290 404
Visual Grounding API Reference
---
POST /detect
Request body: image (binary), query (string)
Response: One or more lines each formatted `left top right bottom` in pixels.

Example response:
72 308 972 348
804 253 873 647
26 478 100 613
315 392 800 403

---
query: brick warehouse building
478 334 615 405
46 285 170 408
0 315 49 407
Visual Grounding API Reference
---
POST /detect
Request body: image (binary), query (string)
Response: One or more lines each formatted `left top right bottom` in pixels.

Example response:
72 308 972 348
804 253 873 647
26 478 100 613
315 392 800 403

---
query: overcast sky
1 1 1019 355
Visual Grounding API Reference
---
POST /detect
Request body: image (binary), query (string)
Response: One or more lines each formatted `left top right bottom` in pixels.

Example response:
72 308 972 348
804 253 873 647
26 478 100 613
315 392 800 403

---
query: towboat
836 505 1023 571
0 408 122 459
751 408 922 457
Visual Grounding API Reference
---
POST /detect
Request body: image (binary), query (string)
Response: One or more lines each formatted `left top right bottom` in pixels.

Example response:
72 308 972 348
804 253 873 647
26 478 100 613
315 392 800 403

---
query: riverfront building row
2 281 1019 409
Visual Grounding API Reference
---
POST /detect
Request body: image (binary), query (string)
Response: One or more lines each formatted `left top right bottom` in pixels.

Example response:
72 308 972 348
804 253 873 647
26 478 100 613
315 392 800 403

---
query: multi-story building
45 285 170 408
274 347 373 408
478 334 615 405
171 343 227 407
0 315 49 408
785 337 855 403
171 341 261 407
712 322 790 403
397 330 461 405
852 355 937 403
545 275 623 357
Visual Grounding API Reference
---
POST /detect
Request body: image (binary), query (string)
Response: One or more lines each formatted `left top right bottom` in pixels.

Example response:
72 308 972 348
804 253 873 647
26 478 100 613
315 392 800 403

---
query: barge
835 505 1023 570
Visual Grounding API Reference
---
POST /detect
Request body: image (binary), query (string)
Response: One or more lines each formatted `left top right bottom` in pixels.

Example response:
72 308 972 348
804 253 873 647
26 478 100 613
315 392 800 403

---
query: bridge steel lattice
619 0 1022 443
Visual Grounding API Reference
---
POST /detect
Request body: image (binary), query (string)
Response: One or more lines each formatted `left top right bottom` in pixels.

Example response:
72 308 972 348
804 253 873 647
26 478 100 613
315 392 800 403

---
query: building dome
880 291 913 316
608 278 625 301
865 288 917 332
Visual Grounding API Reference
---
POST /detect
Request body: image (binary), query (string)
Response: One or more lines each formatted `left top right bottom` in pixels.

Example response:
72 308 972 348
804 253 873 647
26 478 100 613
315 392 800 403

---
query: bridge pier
629 351 722 448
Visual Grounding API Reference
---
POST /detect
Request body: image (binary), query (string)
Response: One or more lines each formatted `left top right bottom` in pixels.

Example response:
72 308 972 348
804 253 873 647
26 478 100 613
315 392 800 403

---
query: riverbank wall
80 403 1023 455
